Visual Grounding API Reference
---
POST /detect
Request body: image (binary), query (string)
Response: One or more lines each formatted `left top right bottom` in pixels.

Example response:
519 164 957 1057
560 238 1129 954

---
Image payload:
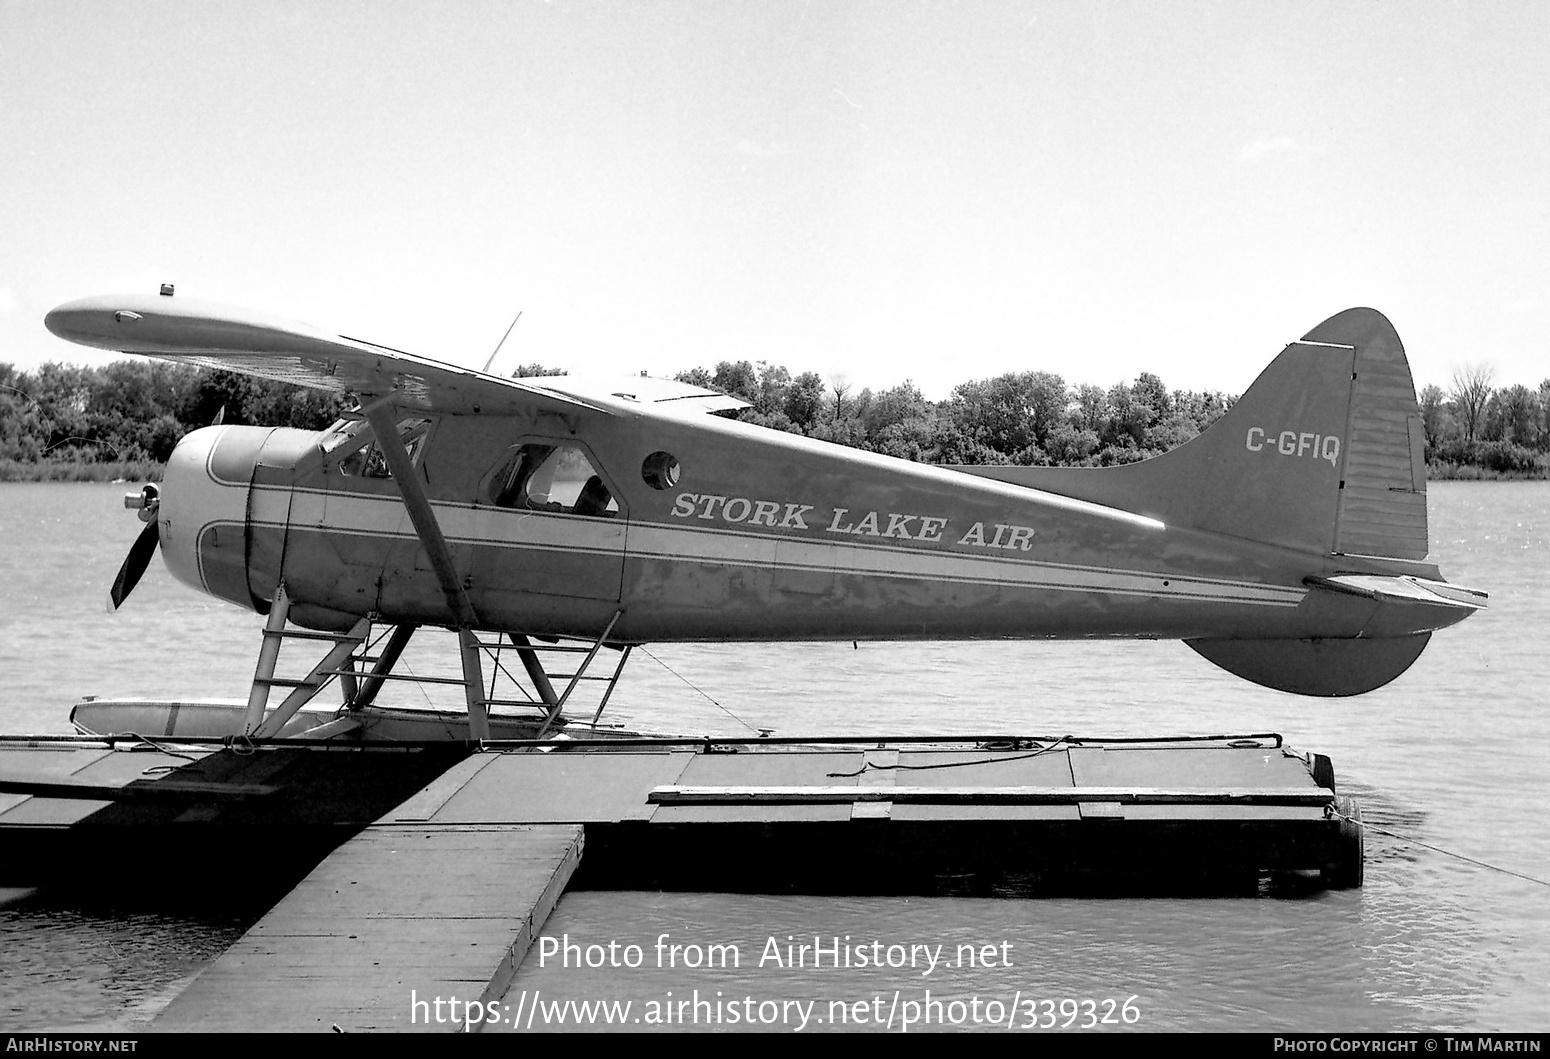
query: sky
1 0 1546 400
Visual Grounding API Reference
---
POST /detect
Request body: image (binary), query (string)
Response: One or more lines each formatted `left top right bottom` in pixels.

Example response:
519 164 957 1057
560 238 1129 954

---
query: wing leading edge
44 293 741 418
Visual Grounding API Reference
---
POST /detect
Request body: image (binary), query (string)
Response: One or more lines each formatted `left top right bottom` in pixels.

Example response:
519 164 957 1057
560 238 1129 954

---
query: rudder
1311 309 1429 560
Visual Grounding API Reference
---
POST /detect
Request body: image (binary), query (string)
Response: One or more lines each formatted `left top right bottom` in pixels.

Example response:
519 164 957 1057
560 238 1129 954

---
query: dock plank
152 822 582 1032
388 755 502 822
1070 746 1316 789
0 746 112 781
0 797 112 825
852 749 897 819
433 751 695 823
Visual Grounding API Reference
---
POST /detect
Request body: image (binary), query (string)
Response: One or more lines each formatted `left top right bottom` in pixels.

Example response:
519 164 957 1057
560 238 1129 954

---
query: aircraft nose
159 425 271 606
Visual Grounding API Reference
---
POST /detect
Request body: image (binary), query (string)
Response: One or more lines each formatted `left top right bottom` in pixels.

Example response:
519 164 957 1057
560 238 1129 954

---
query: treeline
672 362 1233 467
0 357 1233 472
0 361 344 472
1418 370 1550 476
2 358 1546 479
672 359 1549 476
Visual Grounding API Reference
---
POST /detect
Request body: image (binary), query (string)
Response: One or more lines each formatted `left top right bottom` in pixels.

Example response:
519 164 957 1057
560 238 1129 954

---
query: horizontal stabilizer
1307 574 1487 610
1186 634 1431 697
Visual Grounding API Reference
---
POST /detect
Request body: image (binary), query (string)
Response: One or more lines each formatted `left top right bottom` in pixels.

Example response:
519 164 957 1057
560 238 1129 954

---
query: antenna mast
482 311 523 374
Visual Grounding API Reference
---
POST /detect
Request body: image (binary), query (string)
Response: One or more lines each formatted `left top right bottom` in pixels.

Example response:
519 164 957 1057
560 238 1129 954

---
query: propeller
110 483 160 610
107 402 224 610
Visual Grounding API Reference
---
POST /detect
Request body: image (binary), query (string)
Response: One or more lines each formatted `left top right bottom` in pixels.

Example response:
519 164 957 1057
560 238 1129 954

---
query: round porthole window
641 451 681 490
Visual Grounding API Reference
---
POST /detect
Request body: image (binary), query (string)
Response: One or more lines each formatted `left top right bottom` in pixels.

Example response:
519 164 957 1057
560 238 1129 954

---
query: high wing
521 371 749 414
44 293 745 417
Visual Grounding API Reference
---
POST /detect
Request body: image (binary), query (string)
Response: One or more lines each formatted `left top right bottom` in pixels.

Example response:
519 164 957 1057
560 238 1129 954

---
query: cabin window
641 451 680 490
487 442 619 517
333 416 432 479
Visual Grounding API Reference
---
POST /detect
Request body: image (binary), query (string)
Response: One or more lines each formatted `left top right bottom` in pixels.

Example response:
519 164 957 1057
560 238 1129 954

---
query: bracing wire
638 646 762 734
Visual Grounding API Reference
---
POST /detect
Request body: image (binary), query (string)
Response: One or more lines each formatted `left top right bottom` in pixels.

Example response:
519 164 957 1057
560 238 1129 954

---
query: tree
1418 384 1454 448
1450 363 1495 444
827 373 852 422
1104 381 1142 448
1172 389 1230 435
1540 380 1550 453
1044 423 1100 464
0 366 49 461
1025 372 1068 449
861 382 927 442
859 382 935 461
1495 384 1540 449
711 360 759 403
1070 384 1107 433
750 362 791 416
945 371 1067 461
783 371 826 429
1131 373 1172 429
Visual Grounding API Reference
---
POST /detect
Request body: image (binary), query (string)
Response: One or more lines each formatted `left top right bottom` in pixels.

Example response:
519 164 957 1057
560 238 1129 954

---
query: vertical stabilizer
956 308 1429 560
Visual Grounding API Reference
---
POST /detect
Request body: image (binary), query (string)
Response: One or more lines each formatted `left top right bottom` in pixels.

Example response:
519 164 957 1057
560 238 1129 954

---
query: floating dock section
358 733 1358 895
0 731 1360 1031
153 759 583 1030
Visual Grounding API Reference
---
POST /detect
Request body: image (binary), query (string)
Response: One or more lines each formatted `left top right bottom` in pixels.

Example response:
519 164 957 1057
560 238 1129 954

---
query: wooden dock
151 752 582 1031
0 736 469 901
1 731 1360 1032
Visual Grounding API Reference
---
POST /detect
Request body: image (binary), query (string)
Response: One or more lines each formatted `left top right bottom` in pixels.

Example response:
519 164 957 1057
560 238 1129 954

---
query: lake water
1 480 1546 1032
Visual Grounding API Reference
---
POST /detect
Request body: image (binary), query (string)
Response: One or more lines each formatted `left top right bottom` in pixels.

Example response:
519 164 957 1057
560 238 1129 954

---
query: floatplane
43 290 1485 743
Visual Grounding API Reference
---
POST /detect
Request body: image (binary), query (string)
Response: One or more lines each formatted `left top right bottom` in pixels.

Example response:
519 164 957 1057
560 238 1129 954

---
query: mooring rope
1333 808 1550 889
118 733 200 762
826 737 1075 778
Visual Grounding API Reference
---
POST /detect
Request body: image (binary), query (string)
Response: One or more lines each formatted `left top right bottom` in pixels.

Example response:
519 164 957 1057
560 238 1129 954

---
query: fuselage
156 405 1467 646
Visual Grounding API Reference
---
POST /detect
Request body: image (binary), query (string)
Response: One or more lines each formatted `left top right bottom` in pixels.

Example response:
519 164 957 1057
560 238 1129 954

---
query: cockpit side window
486 442 620 517
330 416 433 479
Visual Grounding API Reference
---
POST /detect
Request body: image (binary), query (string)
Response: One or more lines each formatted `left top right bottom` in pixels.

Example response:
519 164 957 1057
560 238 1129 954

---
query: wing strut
509 633 561 709
360 398 490 739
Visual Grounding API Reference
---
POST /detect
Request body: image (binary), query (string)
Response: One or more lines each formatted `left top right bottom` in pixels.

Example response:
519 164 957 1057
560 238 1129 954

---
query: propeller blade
109 517 160 610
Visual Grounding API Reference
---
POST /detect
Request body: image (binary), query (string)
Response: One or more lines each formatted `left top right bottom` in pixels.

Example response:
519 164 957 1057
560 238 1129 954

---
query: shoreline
1425 462 1550 482
0 459 165 483
1 457 1545 485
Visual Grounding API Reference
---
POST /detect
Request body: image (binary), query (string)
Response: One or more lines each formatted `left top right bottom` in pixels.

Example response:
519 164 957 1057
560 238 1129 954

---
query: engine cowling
159 424 313 613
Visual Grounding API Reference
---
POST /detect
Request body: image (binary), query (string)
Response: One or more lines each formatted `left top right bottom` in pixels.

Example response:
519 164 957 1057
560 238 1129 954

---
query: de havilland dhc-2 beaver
43 289 1485 741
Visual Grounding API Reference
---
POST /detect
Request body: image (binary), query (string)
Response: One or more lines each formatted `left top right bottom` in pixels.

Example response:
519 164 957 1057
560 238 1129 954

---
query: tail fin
954 308 1469 696
963 308 1429 560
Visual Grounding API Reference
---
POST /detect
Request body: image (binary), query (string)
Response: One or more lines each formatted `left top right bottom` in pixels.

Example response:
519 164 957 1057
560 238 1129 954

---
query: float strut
243 584 292 735
350 624 417 710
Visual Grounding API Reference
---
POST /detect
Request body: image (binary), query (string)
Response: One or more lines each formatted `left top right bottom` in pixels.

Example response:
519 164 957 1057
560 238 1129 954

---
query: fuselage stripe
245 485 1306 608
